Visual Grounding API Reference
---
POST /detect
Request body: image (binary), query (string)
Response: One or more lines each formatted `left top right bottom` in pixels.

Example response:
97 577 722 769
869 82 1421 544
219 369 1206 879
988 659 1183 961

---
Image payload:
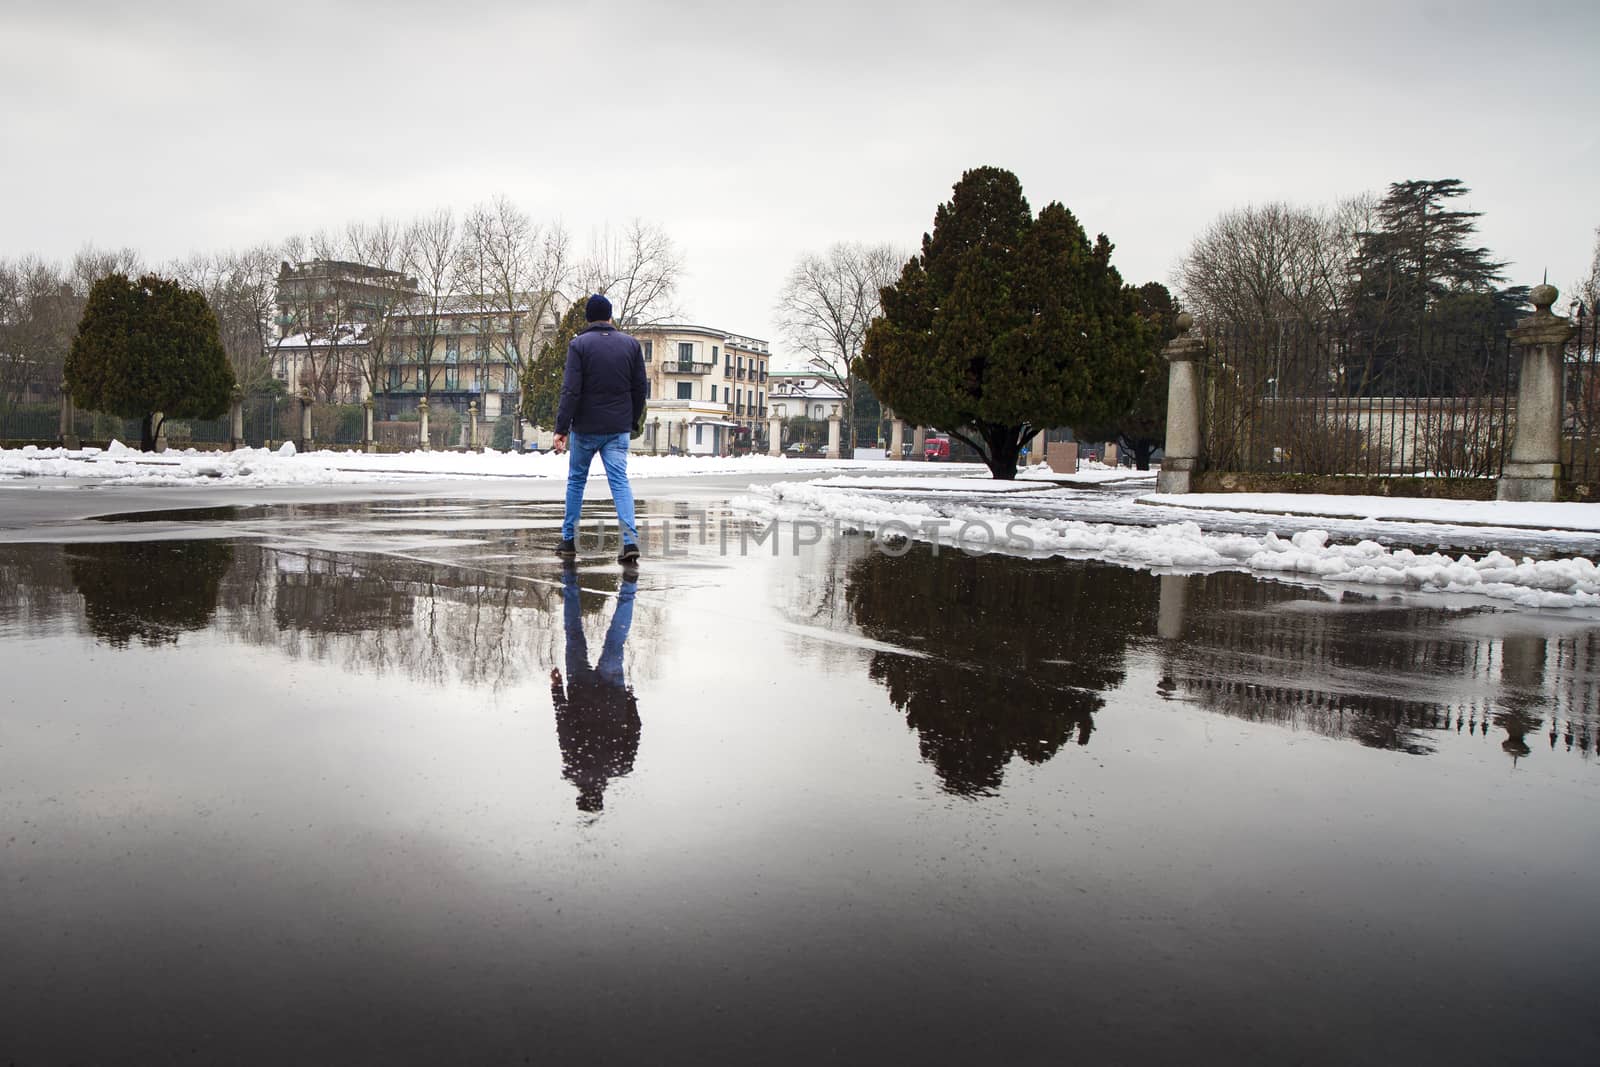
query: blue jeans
563 431 638 545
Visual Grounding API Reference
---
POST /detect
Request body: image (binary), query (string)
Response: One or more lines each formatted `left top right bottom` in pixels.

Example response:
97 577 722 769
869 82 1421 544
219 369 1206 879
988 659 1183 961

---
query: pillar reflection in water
551 565 641 814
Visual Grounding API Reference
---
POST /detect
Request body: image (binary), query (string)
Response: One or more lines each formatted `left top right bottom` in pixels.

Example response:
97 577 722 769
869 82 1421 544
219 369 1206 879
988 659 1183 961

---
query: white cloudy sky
3 0 1596 361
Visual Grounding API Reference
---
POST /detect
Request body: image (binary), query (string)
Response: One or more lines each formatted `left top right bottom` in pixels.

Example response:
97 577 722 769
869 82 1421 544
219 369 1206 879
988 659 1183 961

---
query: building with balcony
766 370 847 420
273 292 565 426
631 324 770 454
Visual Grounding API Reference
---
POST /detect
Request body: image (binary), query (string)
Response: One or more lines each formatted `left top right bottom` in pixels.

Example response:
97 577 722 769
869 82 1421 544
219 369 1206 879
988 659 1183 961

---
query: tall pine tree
1349 179 1527 393
859 167 1150 479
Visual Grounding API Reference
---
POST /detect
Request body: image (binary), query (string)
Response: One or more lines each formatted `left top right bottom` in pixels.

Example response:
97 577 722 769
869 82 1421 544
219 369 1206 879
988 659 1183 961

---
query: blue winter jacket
554 323 648 436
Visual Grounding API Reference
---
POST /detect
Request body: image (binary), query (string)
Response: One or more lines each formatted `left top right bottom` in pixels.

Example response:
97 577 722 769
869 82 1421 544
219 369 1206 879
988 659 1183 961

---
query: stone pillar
417 396 431 452
59 386 80 450
1028 429 1046 466
229 390 244 451
888 416 904 461
912 425 927 462
468 401 480 451
297 393 313 452
362 399 375 453
768 415 782 457
1499 284 1573 502
1156 312 1206 494
650 418 660 455
826 412 842 459
152 411 168 453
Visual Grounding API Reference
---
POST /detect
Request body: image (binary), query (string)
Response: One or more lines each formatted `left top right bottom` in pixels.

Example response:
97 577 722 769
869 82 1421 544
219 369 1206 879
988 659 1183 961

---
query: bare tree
404 209 465 401
1574 224 1600 314
0 256 75 415
461 197 571 418
775 241 901 450
579 219 683 329
1173 200 1367 329
345 219 415 407
169 243 286 396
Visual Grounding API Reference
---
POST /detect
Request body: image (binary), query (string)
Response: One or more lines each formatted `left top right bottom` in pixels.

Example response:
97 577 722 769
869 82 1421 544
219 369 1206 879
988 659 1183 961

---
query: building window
445 366 459 390
695 424 703 445
387 366 401 391
642 340 653 361
814 404 823 419
645 381 652 398
445 338 459 363
678 342 694 362
712 345 719 366
476 336 489 360
710 384 717 402
677 382 692 400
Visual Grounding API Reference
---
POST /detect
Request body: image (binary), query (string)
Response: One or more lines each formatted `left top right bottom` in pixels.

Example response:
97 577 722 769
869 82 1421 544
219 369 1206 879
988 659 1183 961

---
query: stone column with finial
1155 312 1206 494
362 398 375 453
468 400 480 451
1499 284 1574 502
229 388 244 451
768 414 782 457
417 396 431 452
888 412 904 461
912 425 926 462
825 411 842 459
297 392 312 452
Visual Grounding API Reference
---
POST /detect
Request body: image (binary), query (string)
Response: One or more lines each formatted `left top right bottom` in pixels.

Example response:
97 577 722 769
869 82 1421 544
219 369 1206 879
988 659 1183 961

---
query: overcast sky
4 0 1596 362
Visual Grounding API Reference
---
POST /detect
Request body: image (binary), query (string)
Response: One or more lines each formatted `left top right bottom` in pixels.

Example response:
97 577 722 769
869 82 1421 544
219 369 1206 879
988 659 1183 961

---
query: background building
630 324 769 454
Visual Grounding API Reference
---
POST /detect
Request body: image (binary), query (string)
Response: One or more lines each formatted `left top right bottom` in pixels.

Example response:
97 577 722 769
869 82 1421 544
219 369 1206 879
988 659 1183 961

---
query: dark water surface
2 498 1597 1064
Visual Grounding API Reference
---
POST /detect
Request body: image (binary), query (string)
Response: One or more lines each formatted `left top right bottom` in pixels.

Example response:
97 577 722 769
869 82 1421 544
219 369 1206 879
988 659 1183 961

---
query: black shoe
556 538 577 557
617 542 640 564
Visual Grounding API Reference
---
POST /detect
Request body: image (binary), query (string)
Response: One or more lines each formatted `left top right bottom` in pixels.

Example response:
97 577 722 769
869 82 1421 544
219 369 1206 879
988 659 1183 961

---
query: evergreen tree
859 167 1151 479
1349 179 1527 393
1077 282 1179 470
64 273 235 451
522 299 587 430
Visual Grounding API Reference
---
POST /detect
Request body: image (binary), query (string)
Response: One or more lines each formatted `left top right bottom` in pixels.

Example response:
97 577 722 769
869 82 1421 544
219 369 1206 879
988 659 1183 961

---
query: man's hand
552 433 568 454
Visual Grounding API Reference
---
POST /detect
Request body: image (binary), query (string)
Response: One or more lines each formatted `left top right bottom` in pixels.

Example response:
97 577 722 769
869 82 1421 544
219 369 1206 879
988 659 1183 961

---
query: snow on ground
1018 461 1157 485
805 475 1057 494
736 481 1600 611
0 443 881 487
1139 492 1600 534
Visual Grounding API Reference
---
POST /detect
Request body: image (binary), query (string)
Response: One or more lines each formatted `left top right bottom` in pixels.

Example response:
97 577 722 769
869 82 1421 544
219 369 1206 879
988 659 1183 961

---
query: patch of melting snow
737 482 1600 611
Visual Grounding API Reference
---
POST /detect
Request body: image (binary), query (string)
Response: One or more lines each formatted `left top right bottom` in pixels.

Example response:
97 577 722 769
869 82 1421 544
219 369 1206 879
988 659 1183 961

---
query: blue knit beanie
585 293 612 322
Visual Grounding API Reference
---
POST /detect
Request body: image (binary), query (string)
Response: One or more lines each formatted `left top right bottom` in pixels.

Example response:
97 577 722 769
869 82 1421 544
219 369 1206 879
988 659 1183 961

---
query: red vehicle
924 436 950 461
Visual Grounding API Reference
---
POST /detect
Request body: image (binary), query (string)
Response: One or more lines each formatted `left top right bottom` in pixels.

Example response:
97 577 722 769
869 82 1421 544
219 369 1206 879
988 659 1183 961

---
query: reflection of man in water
550 565 640 813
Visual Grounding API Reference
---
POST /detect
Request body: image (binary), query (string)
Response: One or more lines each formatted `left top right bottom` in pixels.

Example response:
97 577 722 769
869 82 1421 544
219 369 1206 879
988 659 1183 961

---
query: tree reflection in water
845 548 1156 797
66 540 235 648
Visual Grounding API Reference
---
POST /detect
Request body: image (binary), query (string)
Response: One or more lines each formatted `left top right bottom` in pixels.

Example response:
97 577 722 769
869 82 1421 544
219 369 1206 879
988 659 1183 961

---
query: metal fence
1565 300 1599 487
1202 320 1516 479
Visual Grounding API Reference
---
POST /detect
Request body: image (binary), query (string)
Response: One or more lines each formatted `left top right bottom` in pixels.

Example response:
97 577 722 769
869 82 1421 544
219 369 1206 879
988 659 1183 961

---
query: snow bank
1138 491 1600 534
0 444 878 487
736 482 1600 610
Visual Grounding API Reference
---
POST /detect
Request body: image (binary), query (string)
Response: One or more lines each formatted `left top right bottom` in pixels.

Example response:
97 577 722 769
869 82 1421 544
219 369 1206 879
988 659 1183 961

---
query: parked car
924 436 950 461
786 442 810 456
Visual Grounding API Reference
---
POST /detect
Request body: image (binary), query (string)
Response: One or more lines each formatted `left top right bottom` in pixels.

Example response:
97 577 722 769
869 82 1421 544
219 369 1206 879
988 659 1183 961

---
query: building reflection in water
1153 571 1600 765
551 565 641 813
844 548 1157 797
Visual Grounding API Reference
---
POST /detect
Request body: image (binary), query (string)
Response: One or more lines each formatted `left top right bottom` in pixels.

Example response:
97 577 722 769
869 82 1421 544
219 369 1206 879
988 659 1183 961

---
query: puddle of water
1 501 1597 1064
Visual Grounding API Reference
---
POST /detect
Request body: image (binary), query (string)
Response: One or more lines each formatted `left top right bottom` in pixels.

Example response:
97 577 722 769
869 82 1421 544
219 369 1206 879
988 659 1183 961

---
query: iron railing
1202 319 1516 478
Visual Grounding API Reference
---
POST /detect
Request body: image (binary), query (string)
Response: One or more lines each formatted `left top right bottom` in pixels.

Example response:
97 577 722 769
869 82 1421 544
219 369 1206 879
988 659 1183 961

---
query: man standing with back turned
553 293 646 563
